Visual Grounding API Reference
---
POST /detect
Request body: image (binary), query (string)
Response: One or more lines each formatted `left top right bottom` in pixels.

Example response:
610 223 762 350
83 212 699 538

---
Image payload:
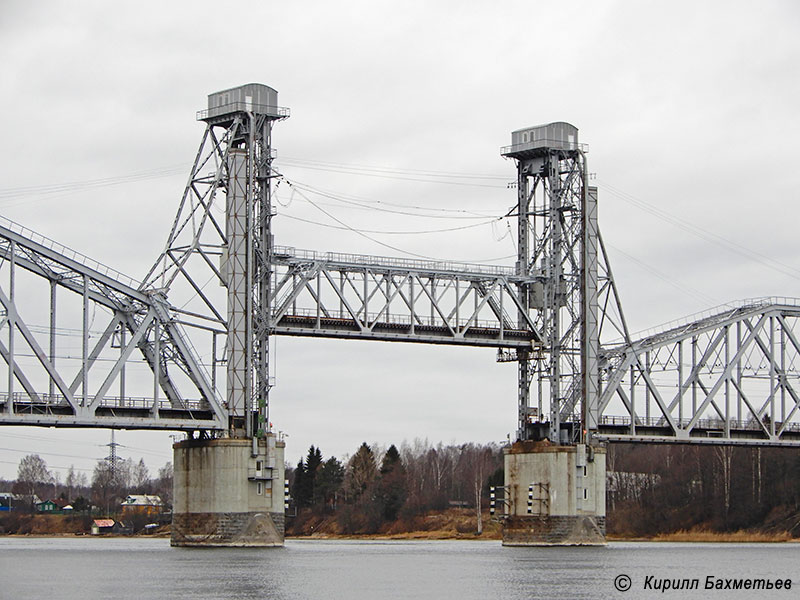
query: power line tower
502 123 598 444
104 430 121 483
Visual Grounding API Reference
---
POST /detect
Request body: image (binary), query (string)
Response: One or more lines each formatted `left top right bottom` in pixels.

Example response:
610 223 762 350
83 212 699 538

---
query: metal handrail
599 414 800 434
0 215 141 289
273 245 517 278
197 102 290 121
0 392 207 412
608 297 800 348
275 307 529 333
500 139 589 155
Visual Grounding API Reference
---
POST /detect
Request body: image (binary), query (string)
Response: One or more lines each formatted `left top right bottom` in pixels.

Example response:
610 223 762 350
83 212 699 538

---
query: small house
91 519 115 535
120 494 164 516
0 492 16 512
35 499 58 513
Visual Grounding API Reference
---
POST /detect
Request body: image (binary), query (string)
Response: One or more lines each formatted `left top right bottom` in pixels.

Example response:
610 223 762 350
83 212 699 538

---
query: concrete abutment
171 435 285 547
502 441 606 546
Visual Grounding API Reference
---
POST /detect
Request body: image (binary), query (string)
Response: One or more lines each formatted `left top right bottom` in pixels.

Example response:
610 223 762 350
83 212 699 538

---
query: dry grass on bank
287 508 502 540
650 529 794 543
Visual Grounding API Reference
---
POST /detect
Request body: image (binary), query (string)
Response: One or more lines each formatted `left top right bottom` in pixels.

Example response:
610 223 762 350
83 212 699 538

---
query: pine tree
291 458 307 507
376 444 407 521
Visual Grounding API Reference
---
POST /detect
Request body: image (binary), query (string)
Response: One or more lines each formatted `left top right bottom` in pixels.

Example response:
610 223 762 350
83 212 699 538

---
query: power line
606 242 720 306
283 178 501 219
279 155 509 180
0 164 188 207
276 157 508 189
280 212 503 235
599 179 800 282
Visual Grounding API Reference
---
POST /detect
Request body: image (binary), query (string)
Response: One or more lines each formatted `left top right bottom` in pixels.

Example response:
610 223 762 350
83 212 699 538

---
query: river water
0 537 796 599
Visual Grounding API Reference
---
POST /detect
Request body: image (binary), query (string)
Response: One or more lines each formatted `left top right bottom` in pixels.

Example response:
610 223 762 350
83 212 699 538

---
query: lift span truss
0 217 226 430
270 246 541 348
595 299 800 446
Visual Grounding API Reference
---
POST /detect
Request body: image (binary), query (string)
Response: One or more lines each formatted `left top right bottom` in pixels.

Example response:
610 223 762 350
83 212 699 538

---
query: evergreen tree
344 442 377 500
376 444 407 521
316 456 345 507
291 458 307 507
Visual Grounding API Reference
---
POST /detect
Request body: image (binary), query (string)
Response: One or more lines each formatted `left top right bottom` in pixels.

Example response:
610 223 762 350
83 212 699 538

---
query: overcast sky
1 0 799 480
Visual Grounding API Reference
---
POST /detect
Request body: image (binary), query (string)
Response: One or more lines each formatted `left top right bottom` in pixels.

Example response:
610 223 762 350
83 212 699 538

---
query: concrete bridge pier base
171 435 285 547
502 441 606 546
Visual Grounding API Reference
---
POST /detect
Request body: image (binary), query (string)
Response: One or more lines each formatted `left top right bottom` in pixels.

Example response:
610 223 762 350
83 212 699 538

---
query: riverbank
3 511 798 543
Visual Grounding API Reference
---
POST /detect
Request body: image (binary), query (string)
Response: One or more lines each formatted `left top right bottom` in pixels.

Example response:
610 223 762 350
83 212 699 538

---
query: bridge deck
274 314 534 348
595 415 800 446
0 393 222 431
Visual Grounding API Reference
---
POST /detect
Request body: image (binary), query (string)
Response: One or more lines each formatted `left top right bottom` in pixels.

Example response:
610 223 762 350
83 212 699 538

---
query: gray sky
1 0 799 480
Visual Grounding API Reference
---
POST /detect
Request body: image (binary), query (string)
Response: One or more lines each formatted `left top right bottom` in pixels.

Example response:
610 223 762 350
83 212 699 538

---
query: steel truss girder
269 249 542 348
0 219 227 431
594 301 800 446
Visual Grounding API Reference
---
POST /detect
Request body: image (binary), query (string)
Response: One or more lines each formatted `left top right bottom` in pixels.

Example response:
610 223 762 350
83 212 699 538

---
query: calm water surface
0 537 797 599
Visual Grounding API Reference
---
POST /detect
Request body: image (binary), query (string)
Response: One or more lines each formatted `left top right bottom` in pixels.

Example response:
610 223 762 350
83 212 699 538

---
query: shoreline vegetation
1 511 797 543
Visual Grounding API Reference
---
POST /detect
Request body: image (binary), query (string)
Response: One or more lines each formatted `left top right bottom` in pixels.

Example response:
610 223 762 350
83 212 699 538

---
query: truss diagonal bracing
595 300 800 446
270 247 541 348
0 216 226 430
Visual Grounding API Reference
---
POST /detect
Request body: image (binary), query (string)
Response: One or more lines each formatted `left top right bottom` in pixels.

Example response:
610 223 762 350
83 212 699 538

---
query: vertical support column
769 316 776 437
226 148 250 434
82 274 89 407
255 117 274 439
516 163 531 440
582 183 599 438
547 153 562 443
119 326 126 405
246 119 256 441
736 321 742 423
49 280 56 399
678 340 684 424
7 240 15 414
153 320 160 420
724 325 730 438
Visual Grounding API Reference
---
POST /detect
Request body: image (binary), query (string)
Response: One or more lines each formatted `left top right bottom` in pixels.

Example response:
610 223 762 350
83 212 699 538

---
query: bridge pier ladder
502 441 606 546
171 434 286 547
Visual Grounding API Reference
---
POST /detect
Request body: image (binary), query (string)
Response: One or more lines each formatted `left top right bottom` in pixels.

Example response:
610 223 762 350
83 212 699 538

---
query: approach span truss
0 217 227 430
594 299 800 446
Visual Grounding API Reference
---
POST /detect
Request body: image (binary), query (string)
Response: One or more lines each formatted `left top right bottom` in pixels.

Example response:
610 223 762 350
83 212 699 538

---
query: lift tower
500 123 605 545
502 122 598 443
150 84 289 546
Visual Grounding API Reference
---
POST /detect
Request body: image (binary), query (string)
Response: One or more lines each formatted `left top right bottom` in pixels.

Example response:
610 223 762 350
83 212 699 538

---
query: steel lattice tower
143 84 289 439
502 123 598 444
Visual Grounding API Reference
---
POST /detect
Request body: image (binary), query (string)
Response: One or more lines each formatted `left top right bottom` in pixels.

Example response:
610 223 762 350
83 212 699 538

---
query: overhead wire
277 174 518 263
279 212 502 235
599 179 800 282
276 156 508 189
605 242 721 306
0 164 189 207
285 178 500 219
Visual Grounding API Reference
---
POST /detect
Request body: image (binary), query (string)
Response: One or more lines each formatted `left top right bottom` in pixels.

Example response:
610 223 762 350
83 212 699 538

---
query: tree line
2 453 173 515
607 443 800 537
288 439 504 535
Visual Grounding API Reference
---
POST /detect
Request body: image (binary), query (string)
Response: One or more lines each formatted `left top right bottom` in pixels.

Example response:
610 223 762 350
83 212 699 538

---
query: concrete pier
502 440 606 546
171 435 285 547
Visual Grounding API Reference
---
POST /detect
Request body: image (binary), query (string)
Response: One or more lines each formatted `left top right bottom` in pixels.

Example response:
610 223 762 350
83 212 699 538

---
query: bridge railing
607 297 800 347
0 215 142 290
275 307 528 333
599 415 800 434
273 245 518 278
0 392 208 412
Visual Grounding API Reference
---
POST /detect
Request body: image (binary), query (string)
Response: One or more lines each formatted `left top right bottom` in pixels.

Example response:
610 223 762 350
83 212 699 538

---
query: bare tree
132 458 150 491
16 454 53 501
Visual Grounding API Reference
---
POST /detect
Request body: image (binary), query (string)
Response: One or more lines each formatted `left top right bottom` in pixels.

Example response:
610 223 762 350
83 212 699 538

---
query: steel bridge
2 85 800 448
